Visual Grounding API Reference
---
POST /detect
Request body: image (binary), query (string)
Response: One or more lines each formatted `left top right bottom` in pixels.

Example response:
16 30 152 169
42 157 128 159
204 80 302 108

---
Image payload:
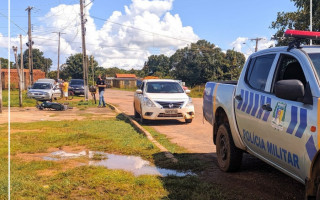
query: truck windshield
308 53 320 80
32 83 51 89
146 82 184 93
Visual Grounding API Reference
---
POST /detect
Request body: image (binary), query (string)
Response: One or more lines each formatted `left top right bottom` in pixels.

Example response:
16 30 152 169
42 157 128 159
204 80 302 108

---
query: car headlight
43 92 49 95
186 97 193 107
143 97 156 107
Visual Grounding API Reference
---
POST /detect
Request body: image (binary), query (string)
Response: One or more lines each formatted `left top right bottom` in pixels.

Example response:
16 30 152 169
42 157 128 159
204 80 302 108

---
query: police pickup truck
203 30 320 198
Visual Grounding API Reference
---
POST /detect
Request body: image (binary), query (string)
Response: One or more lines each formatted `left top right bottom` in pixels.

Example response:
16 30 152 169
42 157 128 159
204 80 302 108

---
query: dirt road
105 89 305 200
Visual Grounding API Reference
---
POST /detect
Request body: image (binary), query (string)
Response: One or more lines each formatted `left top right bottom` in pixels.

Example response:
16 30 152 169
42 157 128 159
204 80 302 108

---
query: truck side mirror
185 89 191 94
136 89 143 94
274 80 304 102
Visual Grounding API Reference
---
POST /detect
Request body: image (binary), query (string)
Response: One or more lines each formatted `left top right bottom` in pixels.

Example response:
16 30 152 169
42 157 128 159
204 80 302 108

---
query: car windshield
146 82 184 93
32 83 51 89
309 53 320 81
70 80 83 85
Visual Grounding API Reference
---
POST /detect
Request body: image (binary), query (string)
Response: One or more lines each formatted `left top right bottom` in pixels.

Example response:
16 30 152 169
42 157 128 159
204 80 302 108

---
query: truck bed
203 82 245 150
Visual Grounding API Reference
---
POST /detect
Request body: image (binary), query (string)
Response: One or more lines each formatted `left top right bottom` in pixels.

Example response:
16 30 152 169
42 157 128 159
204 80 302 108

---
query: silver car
27 81 61 101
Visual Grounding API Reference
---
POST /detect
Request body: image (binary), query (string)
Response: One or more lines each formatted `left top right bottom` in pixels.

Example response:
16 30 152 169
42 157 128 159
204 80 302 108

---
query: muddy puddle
43 150 195 177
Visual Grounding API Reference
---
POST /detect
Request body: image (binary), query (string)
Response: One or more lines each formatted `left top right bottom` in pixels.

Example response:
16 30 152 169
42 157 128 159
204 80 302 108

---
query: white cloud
8 0 199 70
230 36 275 58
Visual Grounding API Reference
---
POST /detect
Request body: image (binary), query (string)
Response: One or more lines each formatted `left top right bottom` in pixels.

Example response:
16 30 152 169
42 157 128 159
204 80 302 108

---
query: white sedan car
133 79 195 123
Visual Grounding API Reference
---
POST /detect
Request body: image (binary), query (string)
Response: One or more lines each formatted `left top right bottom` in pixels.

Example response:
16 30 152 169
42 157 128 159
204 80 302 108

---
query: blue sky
0 0 298 69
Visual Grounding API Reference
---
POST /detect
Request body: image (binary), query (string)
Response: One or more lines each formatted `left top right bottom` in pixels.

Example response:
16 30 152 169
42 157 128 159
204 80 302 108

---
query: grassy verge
2 90 37 107
3 90 99 109
189 85 205 98
5 114 225 199
0 124 8 200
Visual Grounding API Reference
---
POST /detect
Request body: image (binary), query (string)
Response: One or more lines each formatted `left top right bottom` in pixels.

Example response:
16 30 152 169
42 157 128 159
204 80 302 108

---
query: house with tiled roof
113 73 137 89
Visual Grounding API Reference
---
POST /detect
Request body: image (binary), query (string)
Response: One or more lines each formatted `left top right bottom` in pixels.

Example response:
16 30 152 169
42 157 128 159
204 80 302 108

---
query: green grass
3 90 100 109
4 114 225 199
0 125 8 200
189 85 205 98
2 90 37 107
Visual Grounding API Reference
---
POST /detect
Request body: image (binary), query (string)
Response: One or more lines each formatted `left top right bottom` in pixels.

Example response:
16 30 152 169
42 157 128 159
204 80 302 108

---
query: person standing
61 80 69 100
96 75 106 107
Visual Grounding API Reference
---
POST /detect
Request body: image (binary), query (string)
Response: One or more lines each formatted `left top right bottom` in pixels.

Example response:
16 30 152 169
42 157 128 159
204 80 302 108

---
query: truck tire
185 119 192 123
316 176 320 200
216 124 243 172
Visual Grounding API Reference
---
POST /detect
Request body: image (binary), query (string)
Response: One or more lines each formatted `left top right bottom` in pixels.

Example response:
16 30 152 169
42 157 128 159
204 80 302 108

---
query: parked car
69 79 84 95
27 81 61 101
134 79 195 123
203 30 320 198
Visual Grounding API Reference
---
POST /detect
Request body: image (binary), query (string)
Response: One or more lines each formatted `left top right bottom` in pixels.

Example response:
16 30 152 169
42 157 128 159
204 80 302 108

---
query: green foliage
0 57 14 68
170 40 245 86
61 54 99 82
142 54 171 77
271 0 320 46
20 49 52 74
47 70 57 80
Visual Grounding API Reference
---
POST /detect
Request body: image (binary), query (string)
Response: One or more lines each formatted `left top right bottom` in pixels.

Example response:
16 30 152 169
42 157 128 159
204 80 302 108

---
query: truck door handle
235 95 242 101
262 104 272 111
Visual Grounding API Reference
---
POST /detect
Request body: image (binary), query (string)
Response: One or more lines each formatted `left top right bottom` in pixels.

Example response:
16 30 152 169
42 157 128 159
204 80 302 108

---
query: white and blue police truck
203 30 320 199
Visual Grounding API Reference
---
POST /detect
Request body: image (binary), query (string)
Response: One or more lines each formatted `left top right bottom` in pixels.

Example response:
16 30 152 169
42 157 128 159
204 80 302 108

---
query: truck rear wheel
216 124 243 172
316 182 320 200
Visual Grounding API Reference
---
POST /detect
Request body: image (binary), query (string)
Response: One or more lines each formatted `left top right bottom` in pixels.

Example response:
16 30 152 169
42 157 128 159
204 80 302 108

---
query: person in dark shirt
96 75 106 107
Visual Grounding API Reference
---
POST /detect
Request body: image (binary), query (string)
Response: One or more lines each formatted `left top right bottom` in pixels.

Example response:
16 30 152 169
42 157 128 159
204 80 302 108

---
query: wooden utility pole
0 60 2 113
13 46 22 107
80 0 89 101
26 6 34 85
250 38 263 52
53 32 65 80
91 55 94 85
20 34 24 90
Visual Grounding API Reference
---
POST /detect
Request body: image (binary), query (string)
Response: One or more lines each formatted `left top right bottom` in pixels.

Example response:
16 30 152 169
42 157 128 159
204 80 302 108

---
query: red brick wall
1 69 45 89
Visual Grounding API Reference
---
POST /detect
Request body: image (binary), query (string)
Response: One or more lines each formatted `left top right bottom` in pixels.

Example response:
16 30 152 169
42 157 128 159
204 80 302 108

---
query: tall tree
142 54 170 77
0 57 13 68
168 40 245 86
61 54 99 81
271 0 320 46
19 48 52 74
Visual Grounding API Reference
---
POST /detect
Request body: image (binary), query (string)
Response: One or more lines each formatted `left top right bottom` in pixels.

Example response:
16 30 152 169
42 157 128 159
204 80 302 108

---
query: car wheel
134 107 140 118
185 119 192 123
139 107 149 124
216 124 243 172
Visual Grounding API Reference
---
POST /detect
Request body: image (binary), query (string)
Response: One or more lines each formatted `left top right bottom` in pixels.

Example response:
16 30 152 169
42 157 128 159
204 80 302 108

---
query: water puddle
43 150 195 177
43 150 87 161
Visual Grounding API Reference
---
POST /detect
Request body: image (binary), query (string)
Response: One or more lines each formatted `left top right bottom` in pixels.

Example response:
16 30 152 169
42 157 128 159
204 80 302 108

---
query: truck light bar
285 29 320 40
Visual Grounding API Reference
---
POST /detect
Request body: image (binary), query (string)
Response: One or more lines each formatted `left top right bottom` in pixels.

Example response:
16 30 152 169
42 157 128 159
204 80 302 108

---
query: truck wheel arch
306 150 320 198
213 107 229 145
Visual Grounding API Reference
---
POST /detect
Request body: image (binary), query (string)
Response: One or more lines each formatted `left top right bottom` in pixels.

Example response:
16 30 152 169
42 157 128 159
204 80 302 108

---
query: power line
0 11 27 34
